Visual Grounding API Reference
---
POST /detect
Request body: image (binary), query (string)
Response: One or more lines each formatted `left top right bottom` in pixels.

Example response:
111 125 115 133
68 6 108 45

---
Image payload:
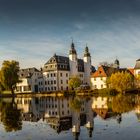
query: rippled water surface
0 94 140 140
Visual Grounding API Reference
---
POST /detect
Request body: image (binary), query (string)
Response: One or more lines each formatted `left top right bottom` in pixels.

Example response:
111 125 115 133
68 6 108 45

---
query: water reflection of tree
112 94 135 113
0 99 22 132
69 97 82 112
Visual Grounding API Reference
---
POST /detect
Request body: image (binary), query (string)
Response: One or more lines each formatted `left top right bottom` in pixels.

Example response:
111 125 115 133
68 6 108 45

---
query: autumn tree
68 76 81 90
112 94 135 113
0 60 20 95
107 71 134 93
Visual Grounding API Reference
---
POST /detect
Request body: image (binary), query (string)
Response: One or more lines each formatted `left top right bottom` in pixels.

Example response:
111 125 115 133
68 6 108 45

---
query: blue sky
0 0 140 68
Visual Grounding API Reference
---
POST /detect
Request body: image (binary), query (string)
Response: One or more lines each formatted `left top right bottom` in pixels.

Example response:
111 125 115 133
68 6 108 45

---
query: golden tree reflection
112 94 135 113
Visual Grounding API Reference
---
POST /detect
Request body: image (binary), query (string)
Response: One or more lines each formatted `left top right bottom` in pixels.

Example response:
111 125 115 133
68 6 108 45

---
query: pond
0 94 140 140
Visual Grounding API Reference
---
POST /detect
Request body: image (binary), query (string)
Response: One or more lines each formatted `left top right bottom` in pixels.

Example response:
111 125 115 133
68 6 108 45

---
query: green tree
0 60 20 95
107 71 134 93
0 100 22 132
68 76 81 90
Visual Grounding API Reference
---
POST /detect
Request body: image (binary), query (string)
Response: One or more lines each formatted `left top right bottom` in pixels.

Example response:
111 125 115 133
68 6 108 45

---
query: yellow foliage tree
107 71 134 93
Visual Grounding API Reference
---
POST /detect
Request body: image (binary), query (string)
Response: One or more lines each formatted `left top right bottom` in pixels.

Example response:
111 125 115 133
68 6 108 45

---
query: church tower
114 59 120 69
85 99 94 138
84 45 91 85
69 42 78 76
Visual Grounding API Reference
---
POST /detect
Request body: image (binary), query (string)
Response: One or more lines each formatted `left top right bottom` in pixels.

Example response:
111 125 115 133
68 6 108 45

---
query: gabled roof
134 59 140 69
128 68 134 76
91 65 96 73
91 65 117 77
19 67 40 78
137 59 140 61
93 108 108 119
45 55 69 65
91 65 134 78
117 68 134 76
102 66 118 77
92 66 107 77
93 108 117 120
44 54 85 72
44 55 70 71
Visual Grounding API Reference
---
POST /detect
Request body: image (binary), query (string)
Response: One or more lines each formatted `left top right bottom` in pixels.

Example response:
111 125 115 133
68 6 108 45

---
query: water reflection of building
15 97 45 122
15 96 94 139
44 97 94 140
135 95 140 121
85 99 94 138
92 97 118 120
92 97 109 119
44 97 73 133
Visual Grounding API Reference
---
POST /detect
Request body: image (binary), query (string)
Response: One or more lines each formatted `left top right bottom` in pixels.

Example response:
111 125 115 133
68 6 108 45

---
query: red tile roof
91 65 134 78
91 66 107 77
91 65 117 78
128 68 134 76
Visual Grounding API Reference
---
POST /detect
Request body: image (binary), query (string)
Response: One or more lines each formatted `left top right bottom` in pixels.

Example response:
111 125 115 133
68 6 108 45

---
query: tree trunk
12 96 16 108
11 87 15 97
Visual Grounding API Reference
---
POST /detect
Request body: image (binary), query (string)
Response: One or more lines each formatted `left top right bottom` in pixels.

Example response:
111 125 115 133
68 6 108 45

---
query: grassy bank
1 88 140 98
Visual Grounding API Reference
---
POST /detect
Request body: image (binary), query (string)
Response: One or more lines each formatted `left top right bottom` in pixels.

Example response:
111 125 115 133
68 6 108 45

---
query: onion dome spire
69 40 77 55
84 44 90 57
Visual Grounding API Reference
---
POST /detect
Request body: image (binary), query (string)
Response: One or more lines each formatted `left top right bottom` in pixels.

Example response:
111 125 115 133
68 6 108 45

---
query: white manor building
134 59 140 88
134 59 140 76
15 42 93 93
15 67 44 93
42 42 92 91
